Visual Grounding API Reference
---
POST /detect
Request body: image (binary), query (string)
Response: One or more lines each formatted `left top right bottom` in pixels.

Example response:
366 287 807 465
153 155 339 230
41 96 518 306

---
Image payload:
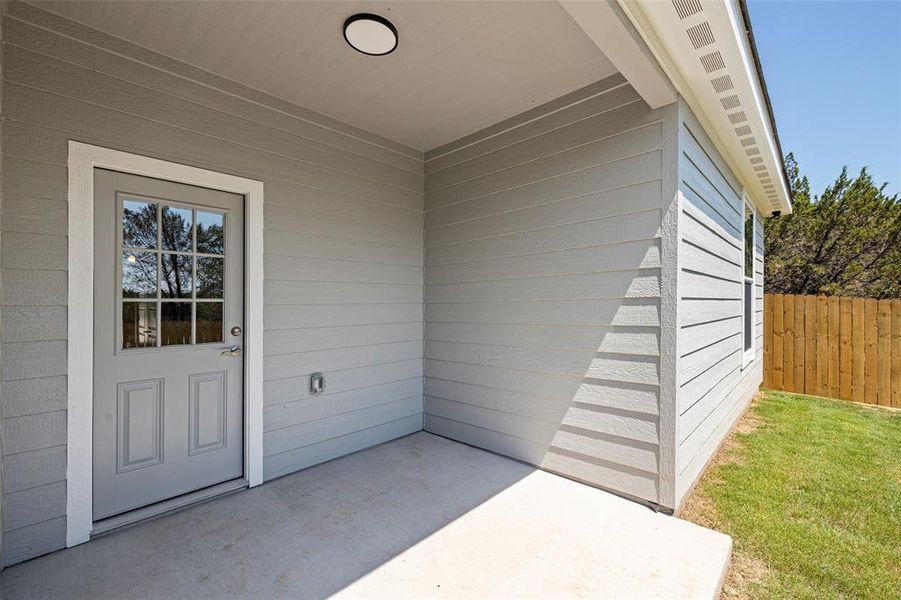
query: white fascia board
620 0 792 215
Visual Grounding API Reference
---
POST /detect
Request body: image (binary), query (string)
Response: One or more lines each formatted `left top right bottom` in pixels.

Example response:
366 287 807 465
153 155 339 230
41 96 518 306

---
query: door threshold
91 478 247 538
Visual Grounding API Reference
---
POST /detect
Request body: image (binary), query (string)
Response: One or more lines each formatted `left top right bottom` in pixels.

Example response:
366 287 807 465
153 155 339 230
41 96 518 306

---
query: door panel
93 169 244 521
189 371 228 455
117 379 164 472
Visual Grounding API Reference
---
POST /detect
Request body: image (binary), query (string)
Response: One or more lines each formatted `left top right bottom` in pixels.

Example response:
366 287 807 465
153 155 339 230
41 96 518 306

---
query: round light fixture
343 13 397 56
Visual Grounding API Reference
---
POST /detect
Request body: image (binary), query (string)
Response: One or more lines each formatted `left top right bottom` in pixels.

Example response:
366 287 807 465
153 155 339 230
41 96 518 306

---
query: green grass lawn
682 390 900 599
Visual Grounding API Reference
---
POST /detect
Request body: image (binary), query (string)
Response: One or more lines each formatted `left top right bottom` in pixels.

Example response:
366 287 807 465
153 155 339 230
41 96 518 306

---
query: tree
765 154 900 299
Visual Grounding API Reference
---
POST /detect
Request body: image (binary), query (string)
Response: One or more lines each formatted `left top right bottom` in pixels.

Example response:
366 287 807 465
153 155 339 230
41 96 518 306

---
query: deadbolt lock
230 326 242 336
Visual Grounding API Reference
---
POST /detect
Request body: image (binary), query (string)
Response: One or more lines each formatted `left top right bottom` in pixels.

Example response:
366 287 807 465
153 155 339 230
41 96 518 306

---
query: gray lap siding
674 102 764 506
0 4 424 565
422 75 678 505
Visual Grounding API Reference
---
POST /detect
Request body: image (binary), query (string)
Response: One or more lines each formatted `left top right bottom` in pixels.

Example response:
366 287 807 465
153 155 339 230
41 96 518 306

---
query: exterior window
742 200 755 367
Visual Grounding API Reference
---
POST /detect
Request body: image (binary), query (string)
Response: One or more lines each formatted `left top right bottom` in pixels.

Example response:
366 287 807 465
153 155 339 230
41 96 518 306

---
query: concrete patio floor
1 433 731 599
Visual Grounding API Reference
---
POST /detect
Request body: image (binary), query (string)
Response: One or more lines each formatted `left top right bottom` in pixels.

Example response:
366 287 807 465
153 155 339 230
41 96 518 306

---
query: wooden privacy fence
763 293 901 407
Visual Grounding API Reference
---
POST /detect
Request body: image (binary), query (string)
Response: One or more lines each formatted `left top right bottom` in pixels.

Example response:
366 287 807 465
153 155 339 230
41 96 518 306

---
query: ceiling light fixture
343 13 398 56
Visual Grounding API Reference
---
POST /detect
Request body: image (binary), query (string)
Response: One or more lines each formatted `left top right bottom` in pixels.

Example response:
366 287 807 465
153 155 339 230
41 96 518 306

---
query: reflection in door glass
122 302 157 348
119 195 230 350
161 205 193 252
161 302 192 346
196 302 223 344
196 211 224 255
122 251 157 298
196 257 224 298
122 199 158 249
160 254 193 298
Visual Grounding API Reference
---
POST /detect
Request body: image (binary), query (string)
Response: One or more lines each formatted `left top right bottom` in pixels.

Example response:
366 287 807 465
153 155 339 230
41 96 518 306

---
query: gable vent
672 0 703 20
728 111 748 124
735 125 752 136
759 177 772 184
700 50 726 73
686 21 715 49
720 95 741 110
749 157 764 164
745 147 761 156
753 164 768 172
740 137 757 147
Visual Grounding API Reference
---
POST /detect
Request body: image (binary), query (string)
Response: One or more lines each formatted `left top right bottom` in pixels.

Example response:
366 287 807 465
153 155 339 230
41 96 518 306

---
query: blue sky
747 0 901 196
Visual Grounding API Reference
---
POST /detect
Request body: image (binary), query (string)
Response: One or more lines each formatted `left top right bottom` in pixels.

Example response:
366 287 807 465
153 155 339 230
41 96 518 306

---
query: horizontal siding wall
0 3 424 565
675 102 764 506
423 75 676 505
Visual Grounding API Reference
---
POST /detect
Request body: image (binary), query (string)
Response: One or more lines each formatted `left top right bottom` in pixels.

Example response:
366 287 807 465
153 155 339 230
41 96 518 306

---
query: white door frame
66 141 265 546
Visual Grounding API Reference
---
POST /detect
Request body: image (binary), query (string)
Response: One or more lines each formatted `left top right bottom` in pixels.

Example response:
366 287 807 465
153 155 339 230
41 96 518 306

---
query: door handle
221 345 242 357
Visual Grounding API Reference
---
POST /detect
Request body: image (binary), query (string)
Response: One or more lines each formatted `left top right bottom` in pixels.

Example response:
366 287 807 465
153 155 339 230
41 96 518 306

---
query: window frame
741 195 756 369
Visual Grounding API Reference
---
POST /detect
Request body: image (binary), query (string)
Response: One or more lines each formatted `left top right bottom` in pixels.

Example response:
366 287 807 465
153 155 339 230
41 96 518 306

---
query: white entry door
92 169 244 521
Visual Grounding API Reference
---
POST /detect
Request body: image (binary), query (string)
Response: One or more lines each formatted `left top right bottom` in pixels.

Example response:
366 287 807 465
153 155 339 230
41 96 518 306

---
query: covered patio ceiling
32 0 619 151
29 0 791 212
1 433 731 599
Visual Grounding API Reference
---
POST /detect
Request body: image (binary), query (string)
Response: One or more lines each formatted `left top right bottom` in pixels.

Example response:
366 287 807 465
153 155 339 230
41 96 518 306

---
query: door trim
66 141 265 547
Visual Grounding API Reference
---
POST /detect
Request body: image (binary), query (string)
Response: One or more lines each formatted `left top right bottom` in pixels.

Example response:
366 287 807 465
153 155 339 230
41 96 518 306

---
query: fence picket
877 300 892 406
764 294 773 388
773 294 784 390
839 297 852 399
827 298 840 397
816 297 829 397
794 296 806 394
865 299 878 404
892 300 901 408
783 294 795 392
851 298 865 403
805 295 817 395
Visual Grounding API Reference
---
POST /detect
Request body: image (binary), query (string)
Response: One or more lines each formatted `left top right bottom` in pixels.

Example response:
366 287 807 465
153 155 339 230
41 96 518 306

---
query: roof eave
737 0 792 214
619 0 793 215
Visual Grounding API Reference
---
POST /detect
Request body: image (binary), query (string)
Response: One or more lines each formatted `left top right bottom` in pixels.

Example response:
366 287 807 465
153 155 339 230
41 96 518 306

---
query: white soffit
623 0 792 214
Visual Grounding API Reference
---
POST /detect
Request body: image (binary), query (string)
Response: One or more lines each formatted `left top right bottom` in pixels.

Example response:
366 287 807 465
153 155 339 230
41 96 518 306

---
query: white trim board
741 193 756 370
66 141 265 547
